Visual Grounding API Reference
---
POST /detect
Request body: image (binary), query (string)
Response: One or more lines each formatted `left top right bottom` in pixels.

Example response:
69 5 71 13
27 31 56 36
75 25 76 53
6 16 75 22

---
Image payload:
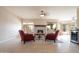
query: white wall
77 8 79 27
33 19 47 25
0 7 21 42
22 19 57 25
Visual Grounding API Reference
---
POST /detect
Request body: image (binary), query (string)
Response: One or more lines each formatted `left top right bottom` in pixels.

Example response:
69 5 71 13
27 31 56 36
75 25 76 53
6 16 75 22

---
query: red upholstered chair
19 30 34 44
45 30 59 42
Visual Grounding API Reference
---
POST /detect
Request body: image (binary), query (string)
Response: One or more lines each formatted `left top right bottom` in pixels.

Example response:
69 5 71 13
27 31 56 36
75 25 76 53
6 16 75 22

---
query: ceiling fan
40 10 46 17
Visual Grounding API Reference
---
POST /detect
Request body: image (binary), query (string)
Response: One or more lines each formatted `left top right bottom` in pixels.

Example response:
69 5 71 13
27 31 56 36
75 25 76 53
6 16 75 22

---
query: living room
0 6 79 53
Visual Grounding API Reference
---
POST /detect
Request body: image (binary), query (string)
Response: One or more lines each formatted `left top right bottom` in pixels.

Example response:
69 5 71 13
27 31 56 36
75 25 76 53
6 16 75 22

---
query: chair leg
54 40 56 43
23 41 26 44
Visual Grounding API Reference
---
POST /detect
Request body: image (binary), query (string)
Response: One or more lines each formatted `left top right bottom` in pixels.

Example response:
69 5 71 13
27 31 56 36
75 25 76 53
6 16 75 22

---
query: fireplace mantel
34 25 46 27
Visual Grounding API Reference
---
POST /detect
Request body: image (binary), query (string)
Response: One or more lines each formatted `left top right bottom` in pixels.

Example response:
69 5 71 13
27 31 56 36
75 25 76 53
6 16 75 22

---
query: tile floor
0 35 79 53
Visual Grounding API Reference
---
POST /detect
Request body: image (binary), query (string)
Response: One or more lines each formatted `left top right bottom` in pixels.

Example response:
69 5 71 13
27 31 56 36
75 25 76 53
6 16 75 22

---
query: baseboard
71 40 79 44
0 35 17 43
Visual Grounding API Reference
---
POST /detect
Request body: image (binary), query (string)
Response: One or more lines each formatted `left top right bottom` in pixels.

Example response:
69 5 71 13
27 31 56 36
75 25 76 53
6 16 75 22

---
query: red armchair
19 30 34 44
45 30 59 42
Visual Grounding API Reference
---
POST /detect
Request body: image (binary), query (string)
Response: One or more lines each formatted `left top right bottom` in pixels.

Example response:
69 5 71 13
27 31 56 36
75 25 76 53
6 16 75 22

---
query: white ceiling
4 6 77 21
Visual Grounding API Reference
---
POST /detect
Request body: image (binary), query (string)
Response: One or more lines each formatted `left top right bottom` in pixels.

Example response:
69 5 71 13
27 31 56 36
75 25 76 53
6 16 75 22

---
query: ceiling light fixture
40 10 45 17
